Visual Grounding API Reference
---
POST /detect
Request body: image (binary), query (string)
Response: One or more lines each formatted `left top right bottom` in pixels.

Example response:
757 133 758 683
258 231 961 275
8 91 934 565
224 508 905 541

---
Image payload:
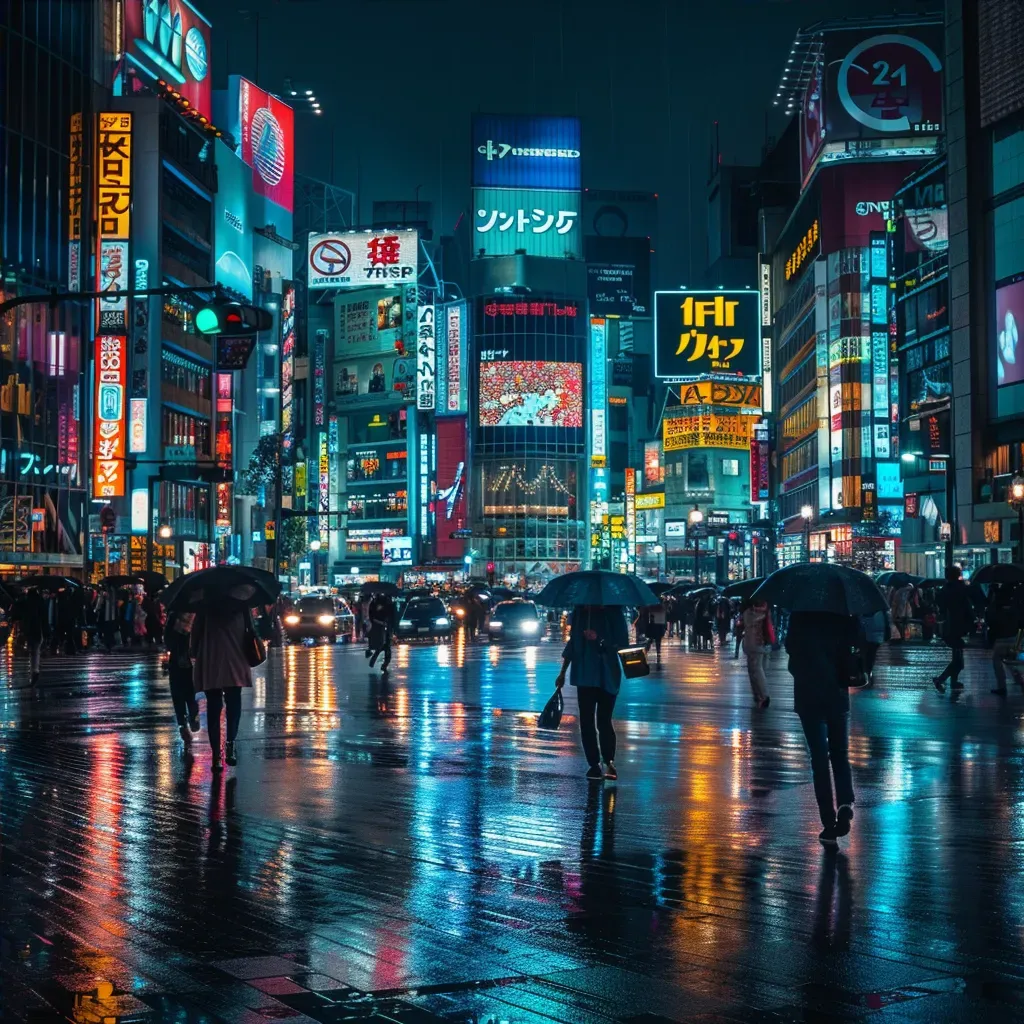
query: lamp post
688 505 703 583
800 504 813 563
1010 476 1024 563
653 544 664 582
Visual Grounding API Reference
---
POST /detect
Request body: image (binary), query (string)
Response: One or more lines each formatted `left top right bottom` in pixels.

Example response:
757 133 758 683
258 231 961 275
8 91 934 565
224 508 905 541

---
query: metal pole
1018 505 1023 564
104 529 110 578
693 538 699 583
945 458 956 571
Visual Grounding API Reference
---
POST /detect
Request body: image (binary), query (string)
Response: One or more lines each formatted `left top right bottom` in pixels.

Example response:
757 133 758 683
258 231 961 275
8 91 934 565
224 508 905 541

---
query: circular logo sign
250 107 286 186
184 26 208 82
310 238 351 278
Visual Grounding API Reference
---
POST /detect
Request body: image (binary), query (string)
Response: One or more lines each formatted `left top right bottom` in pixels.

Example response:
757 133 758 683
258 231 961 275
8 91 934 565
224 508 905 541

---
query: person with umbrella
541 571 654 781
365 592 396 672
741 598 775 708
933 565 975 695
754 563 884 846
165 608 200 744
13 587 48 686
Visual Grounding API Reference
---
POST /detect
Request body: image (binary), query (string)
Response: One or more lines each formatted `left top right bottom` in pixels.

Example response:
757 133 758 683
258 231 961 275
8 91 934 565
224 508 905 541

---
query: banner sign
416 304 436 411
472 114 581 190
237 77 294 213
674 380 762 410
654 290 760 379
93 335 127 498
440 301 467 416
308 229 418 289
663 413 751 452
68 113 83 291
473 187 581 259
96 112 133 333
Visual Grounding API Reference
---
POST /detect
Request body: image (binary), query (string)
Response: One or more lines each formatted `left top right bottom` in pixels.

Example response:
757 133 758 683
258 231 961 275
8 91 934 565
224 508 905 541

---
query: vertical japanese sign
93 335 127 498
129 397 147 453
280 284 295 453
417 303 436 410
443 301 467 415
759 257 773 414
68 113 83 292
419 429 431 544
215 373 233 468
95 112 132 334
590 318 607 460
624 468 637 574
318 431 329 546
313 328 327 428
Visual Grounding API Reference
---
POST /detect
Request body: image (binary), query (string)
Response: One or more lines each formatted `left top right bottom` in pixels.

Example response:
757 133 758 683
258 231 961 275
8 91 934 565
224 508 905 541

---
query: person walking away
639 602 667 663
890 583 916 642
191 603 253 770
554 605 630 780
165 609 200 744
94 587 118 651
716 595 732 648
785 610 858 846
733 602 745 659
933 565 975 694
988 582 1024 695
132 590 148 645
742 598 774 708
366 594 395 672
693 595 714 651
144 592 164 646
14 588 48 686
859 607 889 685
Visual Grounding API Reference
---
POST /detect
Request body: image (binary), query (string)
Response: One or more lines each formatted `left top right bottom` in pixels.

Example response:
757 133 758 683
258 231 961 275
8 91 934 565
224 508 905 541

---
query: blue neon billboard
472 115 581 190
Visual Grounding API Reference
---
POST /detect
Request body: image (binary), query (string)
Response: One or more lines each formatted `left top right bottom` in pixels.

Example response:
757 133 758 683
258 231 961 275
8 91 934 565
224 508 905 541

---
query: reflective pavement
3 632 1024 1023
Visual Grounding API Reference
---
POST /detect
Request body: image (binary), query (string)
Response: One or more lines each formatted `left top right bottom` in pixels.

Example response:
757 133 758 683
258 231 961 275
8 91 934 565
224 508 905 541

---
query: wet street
3 633 1024 1023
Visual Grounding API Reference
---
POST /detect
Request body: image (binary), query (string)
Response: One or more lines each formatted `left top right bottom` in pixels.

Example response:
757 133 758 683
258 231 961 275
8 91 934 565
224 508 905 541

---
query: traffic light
486 561 496 586
194 302 273 336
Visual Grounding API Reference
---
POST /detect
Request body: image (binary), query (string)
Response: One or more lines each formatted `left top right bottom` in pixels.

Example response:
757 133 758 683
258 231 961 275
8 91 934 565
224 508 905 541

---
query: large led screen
472 114 581 190
478 362 583 427
996 278 1024 387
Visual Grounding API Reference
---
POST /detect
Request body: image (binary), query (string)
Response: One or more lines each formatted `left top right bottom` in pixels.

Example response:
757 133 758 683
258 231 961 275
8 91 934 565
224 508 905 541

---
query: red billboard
237 78 295 214
800 62 825 186
434 418 467 560
123 0 212 123
818 161 922 250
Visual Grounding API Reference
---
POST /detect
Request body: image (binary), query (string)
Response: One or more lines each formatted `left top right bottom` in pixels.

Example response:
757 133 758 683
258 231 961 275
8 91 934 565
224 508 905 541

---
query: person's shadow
812 849 853 950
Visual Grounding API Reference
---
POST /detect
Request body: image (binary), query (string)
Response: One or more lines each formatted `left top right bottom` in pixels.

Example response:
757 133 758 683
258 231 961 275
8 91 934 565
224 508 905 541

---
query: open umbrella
537 570 659 608
722 577 765 600
137 570 169 593
100 574 144 588
876 571 924 589
752 563 886 615
16 575 81 592
970 563 1024 586
359 581 401 597
647 582 674 596
160 565 280 612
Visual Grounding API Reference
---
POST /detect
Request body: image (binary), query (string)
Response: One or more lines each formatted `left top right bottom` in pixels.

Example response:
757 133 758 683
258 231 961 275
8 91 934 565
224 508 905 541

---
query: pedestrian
144 592 164 646
366 594 395 672
785 610 858 846
13 588 48 686
715 595 732 648
890 583 917 642
742 598 774 708
554 604 629 780
933 565 974 694
732 602 745 659
859 607 889 685
693 594 714 651
117 589 133 646
132 590 148 645
988 583 1024 695
190 603 253 771
638 601 667 663
165 609 200 745
94 587 118 651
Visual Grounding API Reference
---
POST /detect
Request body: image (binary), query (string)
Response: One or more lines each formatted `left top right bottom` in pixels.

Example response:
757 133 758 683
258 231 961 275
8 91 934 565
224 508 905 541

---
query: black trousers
206 688 242 754
577 687 617 767
937 637 965 685
169 668 198 727
799 713 855 828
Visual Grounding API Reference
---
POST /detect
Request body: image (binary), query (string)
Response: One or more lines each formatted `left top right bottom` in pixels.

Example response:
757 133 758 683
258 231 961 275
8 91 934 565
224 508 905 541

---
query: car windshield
494 602 537 621
297 598 333 613
406 598 445 616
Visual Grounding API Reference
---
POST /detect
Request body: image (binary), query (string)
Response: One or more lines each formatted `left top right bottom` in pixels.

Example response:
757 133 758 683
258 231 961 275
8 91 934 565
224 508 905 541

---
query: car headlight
489 620 503 629
317 614 334 625
284 614 300 625
455 608 465 617
435 617 450 627
520 620 539 632
399 619 413 627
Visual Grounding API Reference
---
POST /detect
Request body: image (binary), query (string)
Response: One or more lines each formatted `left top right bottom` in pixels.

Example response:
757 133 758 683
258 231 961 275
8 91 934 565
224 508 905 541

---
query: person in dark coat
13 588 48 685
933 565 975 694
191 604 253 771
555 605 630 780
165 609 199 744
365 595 395 672
785 610 858 846
715 596 732 647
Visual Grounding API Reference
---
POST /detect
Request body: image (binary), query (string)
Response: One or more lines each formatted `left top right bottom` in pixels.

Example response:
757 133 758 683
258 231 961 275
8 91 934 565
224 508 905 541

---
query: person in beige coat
742 599 775 709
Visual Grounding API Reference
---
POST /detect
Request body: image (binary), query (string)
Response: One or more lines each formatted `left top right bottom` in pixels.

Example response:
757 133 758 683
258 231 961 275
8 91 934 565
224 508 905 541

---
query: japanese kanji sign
663 413 752 452
654 290 760 379
96 112 132 334
68 113 83 292
308 229 419 289
416 304 436 411
92 334 127 498
472 188 581 259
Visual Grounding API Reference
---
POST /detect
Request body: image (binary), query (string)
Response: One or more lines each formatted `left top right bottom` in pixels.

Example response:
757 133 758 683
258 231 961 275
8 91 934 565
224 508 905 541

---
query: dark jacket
562 606 630 695
938 579 974 642
14 591 48 645
785 611 858 718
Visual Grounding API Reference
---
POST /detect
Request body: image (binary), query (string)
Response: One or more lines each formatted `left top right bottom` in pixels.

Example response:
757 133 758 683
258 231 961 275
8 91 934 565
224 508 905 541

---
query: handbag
843 645 869 689
618 645 650 678
244 610 268 668
537 687 563 730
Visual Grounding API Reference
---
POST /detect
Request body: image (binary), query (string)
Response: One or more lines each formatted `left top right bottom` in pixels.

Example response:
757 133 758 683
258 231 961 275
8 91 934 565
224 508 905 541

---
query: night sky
205 0 895 286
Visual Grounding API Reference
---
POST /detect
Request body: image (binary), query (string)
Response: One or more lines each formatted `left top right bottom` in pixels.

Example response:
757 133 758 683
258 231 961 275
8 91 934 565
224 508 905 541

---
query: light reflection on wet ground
2 633 1024 1022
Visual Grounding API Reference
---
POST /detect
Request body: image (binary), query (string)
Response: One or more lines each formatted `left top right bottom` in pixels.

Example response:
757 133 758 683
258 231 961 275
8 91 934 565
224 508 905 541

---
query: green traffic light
195 307 220 334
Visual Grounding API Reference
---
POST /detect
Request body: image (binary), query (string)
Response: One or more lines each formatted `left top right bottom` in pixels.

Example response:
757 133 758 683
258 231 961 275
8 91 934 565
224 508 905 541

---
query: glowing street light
688 505 703 582
1009 475 1024 562
801 504 813 562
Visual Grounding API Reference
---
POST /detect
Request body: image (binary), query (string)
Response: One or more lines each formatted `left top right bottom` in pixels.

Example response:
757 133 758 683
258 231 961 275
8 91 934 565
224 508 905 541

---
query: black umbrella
722 577 765 600
752 564 886 615
16 575 81 592
100 574 144 588
876 571 923 589
137 570 169 593
537 570 659 608
159 565 280 612
970 563 1024 586
647 582 674 596
359 581 401 597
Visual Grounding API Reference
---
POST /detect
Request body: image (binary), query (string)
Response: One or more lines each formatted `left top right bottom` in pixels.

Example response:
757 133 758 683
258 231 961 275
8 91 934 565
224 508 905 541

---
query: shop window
687 452 709 490
994 195 1024 282
721 459 740 477
993 118 1024 197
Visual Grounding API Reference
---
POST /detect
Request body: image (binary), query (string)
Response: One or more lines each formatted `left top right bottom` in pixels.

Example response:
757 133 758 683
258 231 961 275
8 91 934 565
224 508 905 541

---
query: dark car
486 600 544 641
282 596 355 643
396 597 452 641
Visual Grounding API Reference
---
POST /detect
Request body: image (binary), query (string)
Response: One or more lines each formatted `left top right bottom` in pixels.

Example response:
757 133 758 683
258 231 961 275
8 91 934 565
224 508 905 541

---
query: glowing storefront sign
663 413 752 452
443 302 466 416
590 318 607 459
654 291 760 379
93 335 127 498
68 113 83 292
319 431 329 545
308 229 419 289
96 112 133 335
129 397 147 454
785 219 820 281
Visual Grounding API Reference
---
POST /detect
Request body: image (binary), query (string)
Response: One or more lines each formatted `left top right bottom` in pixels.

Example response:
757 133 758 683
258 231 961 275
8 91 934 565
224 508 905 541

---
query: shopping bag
618 646 650 678
537 688 564 730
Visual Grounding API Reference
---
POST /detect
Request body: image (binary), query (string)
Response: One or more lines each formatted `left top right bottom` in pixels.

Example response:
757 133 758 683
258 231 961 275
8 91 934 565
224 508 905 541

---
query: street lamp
158 524 173 539
800 504 813 562
688 505 703 583
309 539 322 552
1010 475 1024 563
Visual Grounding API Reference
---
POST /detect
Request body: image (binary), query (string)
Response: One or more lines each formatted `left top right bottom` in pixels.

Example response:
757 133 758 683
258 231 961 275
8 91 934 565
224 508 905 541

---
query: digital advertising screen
334 285 416 359
381 536 413 566
473 188 581 259
213 142 253 299
654 291 761 379
472 114 581 190
434 417 468 560
235 77 294 214
996 277 1024 387
478 361 583 427
123 0 212 122
335 353 415 403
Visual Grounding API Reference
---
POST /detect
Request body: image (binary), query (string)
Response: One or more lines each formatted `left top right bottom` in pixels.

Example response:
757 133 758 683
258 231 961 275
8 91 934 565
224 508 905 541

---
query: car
395 597 452 641
282 596 356 643
486 600 544 641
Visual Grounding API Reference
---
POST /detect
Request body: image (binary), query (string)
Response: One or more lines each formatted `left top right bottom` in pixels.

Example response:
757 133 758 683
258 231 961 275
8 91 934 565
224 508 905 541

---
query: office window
721 459 740 477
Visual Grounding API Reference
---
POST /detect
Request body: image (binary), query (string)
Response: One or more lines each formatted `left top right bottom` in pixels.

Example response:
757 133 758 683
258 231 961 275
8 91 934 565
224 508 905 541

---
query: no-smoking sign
309 237 351 279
